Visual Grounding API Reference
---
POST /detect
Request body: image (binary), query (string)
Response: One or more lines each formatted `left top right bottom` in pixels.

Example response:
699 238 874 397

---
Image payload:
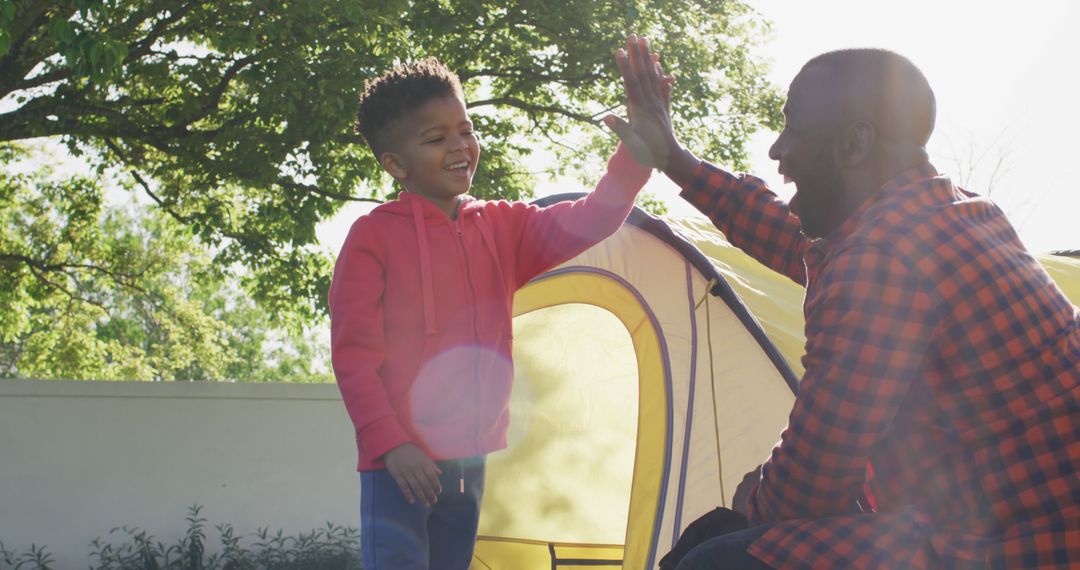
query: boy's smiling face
381 95 480 217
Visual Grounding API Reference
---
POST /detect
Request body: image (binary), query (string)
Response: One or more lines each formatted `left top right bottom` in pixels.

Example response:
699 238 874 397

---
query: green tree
1 0 781 320
1 1 781 379
0 142 331 381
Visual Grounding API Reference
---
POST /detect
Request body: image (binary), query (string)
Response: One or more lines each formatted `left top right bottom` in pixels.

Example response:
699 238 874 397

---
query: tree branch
7 0 53 47
31 265 110 314
0 3 71 97
104 139 272 254
172 55 258 131
14 66 71 90
1 252 128 313
280 179 384 204
1 248 158 288
0 95 152 142
468 97 596 124
460 67 603 86
123 1 200 64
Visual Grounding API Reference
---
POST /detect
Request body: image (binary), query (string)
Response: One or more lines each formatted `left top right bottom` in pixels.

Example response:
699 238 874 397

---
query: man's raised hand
604 34 680 170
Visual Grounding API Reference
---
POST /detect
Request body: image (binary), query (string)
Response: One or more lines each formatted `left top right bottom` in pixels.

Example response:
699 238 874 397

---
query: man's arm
747 244 940 522
680 163 808 284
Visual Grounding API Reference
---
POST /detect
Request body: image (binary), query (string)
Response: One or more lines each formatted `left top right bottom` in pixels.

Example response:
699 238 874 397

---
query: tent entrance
473 269 669 569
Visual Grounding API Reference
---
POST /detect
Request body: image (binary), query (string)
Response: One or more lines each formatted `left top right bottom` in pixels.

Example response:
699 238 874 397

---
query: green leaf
88 42 101 67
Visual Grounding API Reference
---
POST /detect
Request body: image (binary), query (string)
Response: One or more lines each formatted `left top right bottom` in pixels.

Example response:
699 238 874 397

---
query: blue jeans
360 455 485 570
677 524 775 570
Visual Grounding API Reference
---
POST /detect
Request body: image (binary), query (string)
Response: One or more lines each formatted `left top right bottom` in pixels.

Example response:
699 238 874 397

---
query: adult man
605 35 1080 569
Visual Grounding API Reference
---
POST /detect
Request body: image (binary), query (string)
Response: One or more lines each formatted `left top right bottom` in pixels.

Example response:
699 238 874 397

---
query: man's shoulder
838 174 1012 274
855 175 977 239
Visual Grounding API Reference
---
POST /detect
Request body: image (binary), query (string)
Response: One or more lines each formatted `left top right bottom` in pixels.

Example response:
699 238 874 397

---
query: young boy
328 58 651 570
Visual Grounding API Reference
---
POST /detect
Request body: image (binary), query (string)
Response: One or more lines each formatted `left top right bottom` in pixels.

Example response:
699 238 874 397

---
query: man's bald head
800 49 936 147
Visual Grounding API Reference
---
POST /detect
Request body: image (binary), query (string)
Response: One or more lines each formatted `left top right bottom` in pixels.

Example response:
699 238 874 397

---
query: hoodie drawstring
410 198 438 336
409 197 510 335
473 213 509 297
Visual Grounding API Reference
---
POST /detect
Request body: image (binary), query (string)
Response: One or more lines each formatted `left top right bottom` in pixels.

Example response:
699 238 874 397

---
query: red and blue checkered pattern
680 162 1080 569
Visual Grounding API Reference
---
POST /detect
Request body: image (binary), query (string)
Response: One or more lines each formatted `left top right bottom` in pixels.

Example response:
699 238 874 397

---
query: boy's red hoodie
329 146 650 470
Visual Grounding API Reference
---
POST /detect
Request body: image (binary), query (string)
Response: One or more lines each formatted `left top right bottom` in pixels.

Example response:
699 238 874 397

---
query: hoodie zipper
452 218 479 494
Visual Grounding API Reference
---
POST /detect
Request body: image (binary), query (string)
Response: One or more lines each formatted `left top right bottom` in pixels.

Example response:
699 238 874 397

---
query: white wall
0 380 359 567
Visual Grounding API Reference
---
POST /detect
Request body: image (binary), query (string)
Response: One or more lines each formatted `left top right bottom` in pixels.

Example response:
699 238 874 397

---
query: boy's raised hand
383 442 442 507
604 34 682 171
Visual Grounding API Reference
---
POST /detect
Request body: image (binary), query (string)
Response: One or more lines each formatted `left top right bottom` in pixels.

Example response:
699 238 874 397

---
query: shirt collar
812 162 939 252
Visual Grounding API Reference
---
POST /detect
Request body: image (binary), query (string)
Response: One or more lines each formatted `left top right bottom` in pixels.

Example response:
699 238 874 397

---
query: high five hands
604 34 691 174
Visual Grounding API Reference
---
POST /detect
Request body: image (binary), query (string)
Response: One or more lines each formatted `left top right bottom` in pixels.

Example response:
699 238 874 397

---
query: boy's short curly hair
355 57 464 156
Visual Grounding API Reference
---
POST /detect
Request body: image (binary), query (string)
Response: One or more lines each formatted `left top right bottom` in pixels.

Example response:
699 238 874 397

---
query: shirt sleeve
747 244 940 522
511 143 652 287
679 162 808 285
328 220 411 462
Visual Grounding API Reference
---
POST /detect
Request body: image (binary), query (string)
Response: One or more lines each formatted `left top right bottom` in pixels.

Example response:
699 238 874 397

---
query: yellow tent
470 199 1080 570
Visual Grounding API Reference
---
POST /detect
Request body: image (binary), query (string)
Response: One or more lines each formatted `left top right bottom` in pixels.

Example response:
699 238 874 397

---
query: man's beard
792 148 845 239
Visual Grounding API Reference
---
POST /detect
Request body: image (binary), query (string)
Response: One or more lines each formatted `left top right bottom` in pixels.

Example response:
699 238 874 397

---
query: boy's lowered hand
383 443 443 507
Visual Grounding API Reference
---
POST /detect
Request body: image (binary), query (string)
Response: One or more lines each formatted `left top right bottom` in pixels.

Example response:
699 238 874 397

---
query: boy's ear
379 151 407 180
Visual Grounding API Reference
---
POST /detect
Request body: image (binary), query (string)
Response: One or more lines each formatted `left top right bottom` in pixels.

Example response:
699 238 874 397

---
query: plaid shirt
680 161 1080 569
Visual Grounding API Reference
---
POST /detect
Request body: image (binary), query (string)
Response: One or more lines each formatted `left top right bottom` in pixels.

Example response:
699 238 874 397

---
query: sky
737 0 1080 253
321 0 1079 254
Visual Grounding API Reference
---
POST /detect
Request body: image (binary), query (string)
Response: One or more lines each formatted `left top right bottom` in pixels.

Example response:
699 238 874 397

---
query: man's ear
380 151 407 180
836 120 875 167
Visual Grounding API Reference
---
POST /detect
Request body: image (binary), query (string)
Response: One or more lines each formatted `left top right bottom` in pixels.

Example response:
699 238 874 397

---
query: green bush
0 506 361 570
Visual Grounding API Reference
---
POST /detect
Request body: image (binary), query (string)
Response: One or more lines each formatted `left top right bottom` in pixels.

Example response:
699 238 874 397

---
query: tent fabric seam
532 193 800 394
672 259 700 549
